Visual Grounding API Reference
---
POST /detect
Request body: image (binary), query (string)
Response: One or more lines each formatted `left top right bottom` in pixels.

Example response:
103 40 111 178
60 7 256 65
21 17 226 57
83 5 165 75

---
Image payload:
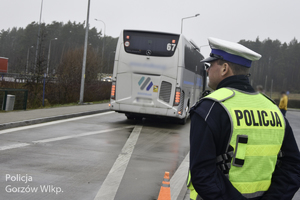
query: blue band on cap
212 49 252 67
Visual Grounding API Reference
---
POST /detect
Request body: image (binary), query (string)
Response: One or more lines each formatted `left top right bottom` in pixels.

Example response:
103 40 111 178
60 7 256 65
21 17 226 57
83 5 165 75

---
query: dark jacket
190 75 300 200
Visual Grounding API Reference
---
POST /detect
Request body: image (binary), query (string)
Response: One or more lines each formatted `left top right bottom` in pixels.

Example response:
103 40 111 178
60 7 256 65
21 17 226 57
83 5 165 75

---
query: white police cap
201 37 262 68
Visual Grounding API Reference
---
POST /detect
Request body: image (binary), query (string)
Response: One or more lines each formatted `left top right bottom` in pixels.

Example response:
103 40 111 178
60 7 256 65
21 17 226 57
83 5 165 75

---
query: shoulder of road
0 103 111 130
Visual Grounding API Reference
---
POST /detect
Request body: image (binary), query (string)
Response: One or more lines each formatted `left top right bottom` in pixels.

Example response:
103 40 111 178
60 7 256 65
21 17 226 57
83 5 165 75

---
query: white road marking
94 125 142 200
170 152 189 200
1 111 191 199
33 126 134 144
0 125 134 151
0 143 31 151
0 111 115 135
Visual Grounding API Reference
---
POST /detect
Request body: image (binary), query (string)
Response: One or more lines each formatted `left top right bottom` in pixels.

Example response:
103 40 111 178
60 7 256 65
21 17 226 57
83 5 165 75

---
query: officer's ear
221 63 233 77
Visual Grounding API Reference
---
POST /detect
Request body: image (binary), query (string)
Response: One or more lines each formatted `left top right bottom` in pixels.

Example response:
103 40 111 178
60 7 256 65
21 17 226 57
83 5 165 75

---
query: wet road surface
0 112 190 200
0 110 299 200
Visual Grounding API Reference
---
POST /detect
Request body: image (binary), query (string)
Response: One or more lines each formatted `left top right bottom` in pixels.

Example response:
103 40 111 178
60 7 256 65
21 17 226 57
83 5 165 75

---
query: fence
0 88 28 111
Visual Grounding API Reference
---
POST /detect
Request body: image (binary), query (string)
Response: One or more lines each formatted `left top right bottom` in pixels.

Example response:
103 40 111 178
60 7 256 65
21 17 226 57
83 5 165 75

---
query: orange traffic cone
157 171 171 200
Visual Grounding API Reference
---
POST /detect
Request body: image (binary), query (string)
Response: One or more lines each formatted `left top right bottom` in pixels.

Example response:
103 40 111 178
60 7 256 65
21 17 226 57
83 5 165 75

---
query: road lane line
0 126 134 151
0 143 31 151
94 125 142 200
170 152 189 200
33 126 135 144
0 111 115 135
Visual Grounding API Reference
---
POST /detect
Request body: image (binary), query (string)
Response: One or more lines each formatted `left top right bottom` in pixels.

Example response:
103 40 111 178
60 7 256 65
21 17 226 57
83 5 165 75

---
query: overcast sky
1 0 299 57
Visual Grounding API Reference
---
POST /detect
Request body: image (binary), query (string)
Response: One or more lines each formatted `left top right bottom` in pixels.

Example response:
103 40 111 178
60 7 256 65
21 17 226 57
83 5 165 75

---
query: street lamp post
79 0 91 104
34 0 44 74
181 13 200 34
47 38 58 76
95 19 106 69
26 46 34 74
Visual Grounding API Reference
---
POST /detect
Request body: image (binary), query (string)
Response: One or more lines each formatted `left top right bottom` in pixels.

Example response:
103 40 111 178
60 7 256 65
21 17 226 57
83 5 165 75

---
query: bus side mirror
202 63 208 92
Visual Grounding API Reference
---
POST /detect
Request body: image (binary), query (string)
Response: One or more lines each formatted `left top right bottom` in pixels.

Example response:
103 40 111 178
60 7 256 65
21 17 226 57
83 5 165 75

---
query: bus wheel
178 117 187 125
125 114 134 120
126 114 142 120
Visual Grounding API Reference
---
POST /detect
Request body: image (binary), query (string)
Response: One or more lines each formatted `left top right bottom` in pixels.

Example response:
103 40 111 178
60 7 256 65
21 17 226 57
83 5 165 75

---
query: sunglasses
204 63 210 70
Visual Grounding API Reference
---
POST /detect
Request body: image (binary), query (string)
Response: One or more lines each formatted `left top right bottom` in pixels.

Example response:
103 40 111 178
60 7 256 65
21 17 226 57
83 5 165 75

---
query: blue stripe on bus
138 77 145 86
146 82 153 91
130 62 166 70
183 81 194 86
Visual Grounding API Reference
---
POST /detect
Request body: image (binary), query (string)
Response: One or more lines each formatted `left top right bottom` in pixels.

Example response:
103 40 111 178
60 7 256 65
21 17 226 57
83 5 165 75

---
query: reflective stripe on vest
187 171 204 200
205 88 285 197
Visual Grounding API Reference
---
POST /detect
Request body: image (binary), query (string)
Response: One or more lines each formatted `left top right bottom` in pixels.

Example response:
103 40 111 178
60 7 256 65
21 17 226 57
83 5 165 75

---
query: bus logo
138 77 153 91
146 50 152 56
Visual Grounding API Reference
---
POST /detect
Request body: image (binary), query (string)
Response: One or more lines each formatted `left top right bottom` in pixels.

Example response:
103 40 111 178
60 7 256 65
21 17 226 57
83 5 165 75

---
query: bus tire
178 117 187 125
126 114 143 120
125 114 134 120
135 116 143 120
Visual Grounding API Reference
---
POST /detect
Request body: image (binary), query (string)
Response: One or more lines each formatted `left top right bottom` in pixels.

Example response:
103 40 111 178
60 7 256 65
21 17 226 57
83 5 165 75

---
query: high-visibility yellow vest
187 171 201 200
188 88 285 199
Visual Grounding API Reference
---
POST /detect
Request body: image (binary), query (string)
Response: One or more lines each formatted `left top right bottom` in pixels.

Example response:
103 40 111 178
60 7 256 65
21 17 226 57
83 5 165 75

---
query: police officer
188 37 300 199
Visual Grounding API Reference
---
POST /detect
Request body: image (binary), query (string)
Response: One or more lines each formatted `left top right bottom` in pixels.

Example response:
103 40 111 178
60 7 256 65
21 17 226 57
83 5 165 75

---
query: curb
0 109 111 130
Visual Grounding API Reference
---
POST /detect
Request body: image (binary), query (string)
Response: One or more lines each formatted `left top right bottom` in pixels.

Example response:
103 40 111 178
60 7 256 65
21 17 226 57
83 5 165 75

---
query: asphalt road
0 110 299 200
0 111 190 200
286 110 300 199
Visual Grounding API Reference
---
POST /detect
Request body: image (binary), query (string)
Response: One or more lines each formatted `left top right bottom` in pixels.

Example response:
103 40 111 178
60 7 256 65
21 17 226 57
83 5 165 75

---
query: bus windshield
123 30 180 57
